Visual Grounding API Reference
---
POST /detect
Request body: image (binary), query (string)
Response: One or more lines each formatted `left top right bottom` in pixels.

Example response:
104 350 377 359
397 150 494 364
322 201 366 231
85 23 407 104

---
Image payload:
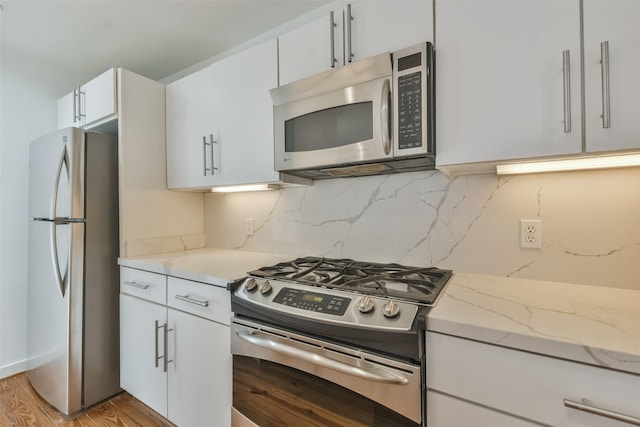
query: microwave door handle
380 78 391 155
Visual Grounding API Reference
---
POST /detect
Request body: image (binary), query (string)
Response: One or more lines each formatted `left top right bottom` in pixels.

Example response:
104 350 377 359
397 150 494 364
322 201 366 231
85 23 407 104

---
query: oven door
231 319 421 427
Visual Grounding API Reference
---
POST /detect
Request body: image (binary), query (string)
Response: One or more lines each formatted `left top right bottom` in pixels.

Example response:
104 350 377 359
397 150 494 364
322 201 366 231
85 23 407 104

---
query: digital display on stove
273 288 350 316
302 294 324 303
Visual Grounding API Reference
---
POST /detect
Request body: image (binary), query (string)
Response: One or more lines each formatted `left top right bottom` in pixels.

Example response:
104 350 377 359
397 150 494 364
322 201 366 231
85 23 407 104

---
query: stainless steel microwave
270 42 435 179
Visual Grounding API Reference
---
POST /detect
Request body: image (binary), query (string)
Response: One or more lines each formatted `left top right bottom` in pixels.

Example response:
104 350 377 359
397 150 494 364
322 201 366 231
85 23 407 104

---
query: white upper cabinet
278 1 433 86
348 1 433 60
278 9 344 86
166 39 279 190
166 65 218 189
435 0 582 169
583 0 640 153
57 68 117 130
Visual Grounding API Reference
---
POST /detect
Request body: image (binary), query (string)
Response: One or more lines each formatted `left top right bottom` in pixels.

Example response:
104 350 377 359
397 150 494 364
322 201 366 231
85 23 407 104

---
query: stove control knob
383 301 400 318
245 278 258 292
358 296 375 314
259 280 272 295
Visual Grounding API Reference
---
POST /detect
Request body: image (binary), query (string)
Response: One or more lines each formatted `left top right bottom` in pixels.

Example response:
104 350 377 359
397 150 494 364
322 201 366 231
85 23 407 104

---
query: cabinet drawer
427 390 541 427
426 332 640 427
167 277 231 325
120 267 167 305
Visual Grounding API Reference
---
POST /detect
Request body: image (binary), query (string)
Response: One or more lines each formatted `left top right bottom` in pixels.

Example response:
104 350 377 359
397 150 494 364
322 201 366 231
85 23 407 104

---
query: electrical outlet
246 218 254 236
520 220 542 248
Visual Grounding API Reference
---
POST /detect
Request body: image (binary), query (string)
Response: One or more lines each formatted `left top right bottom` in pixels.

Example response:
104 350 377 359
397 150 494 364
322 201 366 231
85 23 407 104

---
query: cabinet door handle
329 11 338 68
123 280 150 290
562 50 572 133
163 323 173 373
346 3 354 63
155 320 163 368
600 40 611 128
202 136 207 176
564 399 640 426
73 88 79 123
210 134 217 175
175 294 209 307
78 89 86 120
203 135 218 176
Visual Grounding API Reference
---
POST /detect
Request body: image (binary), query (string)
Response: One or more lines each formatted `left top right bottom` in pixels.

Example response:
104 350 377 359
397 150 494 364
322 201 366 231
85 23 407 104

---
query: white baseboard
0 359 26 379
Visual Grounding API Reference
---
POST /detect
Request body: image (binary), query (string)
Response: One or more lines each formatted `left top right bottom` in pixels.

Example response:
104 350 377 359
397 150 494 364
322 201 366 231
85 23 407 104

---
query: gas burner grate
248 256 452 305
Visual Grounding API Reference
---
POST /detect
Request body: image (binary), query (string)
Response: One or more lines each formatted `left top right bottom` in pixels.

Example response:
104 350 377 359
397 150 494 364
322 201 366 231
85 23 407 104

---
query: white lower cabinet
120 293 168 416
426 332 640 427
120 267 231 427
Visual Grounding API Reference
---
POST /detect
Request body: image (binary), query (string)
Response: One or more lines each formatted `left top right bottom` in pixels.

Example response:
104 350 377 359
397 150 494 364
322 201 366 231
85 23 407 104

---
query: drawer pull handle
175 294 209 307
564 399 640 426
124 280 150 290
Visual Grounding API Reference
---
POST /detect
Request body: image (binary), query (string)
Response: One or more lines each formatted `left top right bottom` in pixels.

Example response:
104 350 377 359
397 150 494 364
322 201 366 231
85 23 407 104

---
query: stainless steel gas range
228 256 452 427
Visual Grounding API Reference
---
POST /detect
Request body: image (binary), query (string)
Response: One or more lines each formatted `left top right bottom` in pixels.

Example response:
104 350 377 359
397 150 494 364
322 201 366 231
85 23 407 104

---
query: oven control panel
234 277 419 331
273 287 350 316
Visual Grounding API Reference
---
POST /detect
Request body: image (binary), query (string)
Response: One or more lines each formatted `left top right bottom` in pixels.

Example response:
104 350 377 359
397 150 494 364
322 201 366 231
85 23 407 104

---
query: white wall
204 167 640 291
0 47 76 377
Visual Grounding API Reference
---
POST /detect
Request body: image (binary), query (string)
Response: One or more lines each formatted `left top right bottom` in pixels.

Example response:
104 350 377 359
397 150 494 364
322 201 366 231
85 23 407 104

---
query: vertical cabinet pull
78 89 86 120
329 11 337 68
600 40 611 128
562 50 572 133
154 321 173 372
163 323 174 373
155 320 163 368
202 134 218 176
202 136 207 176
346 3 354 63
73 88 79 123
564 399 640 426
210 134 216 175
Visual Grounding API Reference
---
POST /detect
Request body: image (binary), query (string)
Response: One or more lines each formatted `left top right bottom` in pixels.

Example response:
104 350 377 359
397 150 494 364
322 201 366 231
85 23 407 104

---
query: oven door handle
236 330 410 385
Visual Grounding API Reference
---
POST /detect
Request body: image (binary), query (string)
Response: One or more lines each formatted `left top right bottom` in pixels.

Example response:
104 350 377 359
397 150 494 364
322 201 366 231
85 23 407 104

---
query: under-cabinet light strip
496 153 640 175
210 184 281 193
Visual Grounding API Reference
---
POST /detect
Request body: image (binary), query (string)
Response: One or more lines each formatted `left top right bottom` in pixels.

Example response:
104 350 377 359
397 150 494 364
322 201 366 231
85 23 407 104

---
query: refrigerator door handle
51 145 70 219
50 221 68 297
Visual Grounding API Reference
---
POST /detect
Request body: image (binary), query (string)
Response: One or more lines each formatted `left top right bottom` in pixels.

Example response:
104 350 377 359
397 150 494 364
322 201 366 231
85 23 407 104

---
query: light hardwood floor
0 373 174 426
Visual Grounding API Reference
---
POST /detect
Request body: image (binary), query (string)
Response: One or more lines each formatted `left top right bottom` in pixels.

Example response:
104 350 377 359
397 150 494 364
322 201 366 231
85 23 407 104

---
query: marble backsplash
203 167 640 290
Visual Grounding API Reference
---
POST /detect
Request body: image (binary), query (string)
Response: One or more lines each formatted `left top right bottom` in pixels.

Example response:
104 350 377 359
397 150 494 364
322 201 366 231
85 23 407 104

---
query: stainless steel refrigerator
27 127 120 415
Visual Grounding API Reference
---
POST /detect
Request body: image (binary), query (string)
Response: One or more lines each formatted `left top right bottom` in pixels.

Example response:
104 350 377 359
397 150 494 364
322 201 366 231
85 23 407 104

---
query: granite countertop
428 272 640 376
119 248 640 376
118 247 291 287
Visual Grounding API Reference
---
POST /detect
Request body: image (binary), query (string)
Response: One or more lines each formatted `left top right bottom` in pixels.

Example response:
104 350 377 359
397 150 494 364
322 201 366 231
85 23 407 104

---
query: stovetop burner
248 256 452 305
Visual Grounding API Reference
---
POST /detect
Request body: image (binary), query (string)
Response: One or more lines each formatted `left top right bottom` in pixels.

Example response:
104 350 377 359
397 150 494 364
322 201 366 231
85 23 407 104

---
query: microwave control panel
397 71 422 149
393 42 433 157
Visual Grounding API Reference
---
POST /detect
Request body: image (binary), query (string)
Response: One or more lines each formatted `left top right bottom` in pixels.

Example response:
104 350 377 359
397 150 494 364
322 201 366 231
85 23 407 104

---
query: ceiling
0 0 329 82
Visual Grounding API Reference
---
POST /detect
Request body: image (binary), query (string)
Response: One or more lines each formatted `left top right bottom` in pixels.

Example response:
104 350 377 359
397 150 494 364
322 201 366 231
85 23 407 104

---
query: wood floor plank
104 393 173 427
0 374 174 427
1 374 57 427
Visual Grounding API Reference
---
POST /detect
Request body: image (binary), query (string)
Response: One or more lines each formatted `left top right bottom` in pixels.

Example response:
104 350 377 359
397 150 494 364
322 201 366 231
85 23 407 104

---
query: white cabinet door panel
583 0 640 153
168 308 231 427
57 91 77 129
166 66 219 189
350 1 433 61
208 39 279 186
435 0 582 167
119 294 168 417
279 12 343 86
81 68 117 127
